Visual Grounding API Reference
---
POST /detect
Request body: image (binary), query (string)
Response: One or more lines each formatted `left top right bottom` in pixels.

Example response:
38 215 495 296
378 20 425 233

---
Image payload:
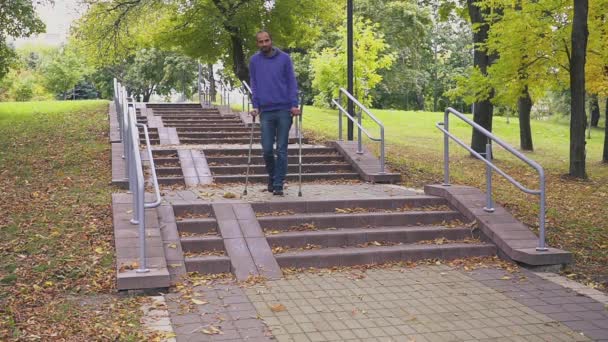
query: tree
124 48 167 102
570 0 589 178
590 94 600 127
310 18 394 108
604 98 608 162
467 0 498 154
74 0 343 84
0 0 45 80
356 0 433 110
42 47 89 100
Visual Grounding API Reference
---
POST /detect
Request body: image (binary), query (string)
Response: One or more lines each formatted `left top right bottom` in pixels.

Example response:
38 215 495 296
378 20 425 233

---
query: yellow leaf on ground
192 299 208 305
500 276 511 280
202 326 222 335
270 303 286 312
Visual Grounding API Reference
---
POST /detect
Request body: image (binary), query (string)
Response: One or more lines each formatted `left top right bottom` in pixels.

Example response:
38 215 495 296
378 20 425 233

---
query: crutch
297 98 305 197
243 114 256 196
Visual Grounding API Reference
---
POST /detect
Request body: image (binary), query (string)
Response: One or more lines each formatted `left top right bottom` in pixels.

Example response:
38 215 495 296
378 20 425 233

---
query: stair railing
217 79 230 107
241 81 253 114
113 79 163 272
332 88 386 174
436 107 548 251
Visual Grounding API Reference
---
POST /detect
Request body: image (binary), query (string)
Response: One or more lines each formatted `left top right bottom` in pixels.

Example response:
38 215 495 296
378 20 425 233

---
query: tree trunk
590 94 600 127
467 0 496 154
518 86 534 151
207 63 216 101
569 0 589 178
143 89 151 102
603 97 608 162
230 35 249 82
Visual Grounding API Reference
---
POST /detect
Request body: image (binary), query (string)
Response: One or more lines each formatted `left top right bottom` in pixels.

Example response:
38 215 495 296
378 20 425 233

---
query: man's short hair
256 30 272 40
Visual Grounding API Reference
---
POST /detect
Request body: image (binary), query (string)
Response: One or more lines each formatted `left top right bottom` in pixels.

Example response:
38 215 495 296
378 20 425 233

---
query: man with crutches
248 30 301 196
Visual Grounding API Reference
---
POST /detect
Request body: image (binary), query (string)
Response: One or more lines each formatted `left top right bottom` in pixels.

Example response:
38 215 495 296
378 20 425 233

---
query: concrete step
176 218 218 234
161 118 242 123
156 167 183 176
176 127 258 133
163 123 247 128
178 132 261 139
151 150 178 158
257 210 465 230
178 137 307 144
180 236 225 253
206 155 343 165
185 255 231 274
213 172 360 183
274 243 497 268
203 146 332 156
251 196 449 214
266 226 473 248
157 176 184 185
209 163 353 175
154 157 180 166
160 115 236 120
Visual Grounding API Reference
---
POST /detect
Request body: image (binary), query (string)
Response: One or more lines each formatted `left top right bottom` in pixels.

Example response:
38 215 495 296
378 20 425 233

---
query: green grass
0 100 107 120
302 105 608 172
0 100 150 340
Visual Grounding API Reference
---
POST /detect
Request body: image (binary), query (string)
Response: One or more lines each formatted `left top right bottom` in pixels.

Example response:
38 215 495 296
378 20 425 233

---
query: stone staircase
204 146 360 183
151 150 185 185
149 104 303 145
254 197 496 268
171 203 231 274
166 196 496 276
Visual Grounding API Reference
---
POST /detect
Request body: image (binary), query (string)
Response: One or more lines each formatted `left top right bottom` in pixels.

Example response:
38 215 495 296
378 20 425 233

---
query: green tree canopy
311 18 395 108
0 0 46 80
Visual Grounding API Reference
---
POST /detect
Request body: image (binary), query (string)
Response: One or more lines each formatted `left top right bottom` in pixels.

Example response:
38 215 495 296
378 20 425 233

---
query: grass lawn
302 105 608 290
0 100 150 340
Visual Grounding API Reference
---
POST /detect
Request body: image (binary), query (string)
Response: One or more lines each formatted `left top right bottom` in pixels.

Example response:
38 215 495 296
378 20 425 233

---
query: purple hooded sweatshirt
249 47 299 112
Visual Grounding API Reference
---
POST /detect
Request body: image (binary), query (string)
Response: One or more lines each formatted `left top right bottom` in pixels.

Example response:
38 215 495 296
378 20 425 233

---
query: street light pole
347 0 354 141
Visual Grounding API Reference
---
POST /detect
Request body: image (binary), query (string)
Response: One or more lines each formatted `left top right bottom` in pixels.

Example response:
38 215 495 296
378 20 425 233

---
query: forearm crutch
243 115 256 196
297 101 304 197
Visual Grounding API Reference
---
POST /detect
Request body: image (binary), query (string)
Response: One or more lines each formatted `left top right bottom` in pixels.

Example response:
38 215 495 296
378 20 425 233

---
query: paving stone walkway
163 264 608 342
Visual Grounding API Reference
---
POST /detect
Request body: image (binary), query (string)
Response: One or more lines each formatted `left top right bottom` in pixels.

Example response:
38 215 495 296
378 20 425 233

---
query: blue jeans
260 110 292 189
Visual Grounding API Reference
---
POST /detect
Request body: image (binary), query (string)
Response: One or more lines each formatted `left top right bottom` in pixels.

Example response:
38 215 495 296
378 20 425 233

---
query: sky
13 0 86 47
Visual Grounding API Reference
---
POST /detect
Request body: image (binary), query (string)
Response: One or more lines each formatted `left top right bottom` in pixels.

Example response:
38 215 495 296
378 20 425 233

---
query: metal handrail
241 81 253 114
137 122 162 210
437 107 547 251
217 79 230 107
112 78 164 272
331 88 385 173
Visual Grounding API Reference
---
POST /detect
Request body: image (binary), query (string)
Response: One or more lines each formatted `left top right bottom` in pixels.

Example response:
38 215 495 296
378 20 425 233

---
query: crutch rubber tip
298 192 302 197
243 190 248 195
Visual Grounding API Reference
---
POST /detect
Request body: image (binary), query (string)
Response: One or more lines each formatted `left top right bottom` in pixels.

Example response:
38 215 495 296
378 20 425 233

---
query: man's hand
290 107 301 116
250 108 259 117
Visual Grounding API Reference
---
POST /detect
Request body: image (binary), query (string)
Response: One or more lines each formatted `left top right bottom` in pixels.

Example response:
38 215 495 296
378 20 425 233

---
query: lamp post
347 0 354 141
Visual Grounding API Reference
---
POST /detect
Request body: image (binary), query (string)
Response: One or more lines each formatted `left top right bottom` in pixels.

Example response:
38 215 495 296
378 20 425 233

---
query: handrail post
357 107 363 154
483 143 495 212
338 92 343 141
380 127 385 173
135 179 148 273
537 173 548 251
443 110 450 186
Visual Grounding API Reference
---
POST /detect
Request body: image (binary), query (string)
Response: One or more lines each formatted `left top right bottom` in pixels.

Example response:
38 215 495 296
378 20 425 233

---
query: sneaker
267 178 274 192
273 187 284 196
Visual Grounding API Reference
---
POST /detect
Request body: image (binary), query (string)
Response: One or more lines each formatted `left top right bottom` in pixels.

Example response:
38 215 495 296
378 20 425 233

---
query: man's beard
261 46 272 53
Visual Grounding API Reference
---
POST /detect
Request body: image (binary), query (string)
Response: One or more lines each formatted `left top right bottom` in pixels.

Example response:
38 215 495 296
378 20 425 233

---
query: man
249 30 301 196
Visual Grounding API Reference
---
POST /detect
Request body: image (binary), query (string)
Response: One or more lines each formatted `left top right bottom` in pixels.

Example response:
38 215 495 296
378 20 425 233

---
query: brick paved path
165 264 608 342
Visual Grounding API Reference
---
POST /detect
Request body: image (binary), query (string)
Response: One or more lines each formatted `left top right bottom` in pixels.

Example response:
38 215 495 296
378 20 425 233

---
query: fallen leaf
202 326 223 335
270 304 286 312
192 299 208 305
